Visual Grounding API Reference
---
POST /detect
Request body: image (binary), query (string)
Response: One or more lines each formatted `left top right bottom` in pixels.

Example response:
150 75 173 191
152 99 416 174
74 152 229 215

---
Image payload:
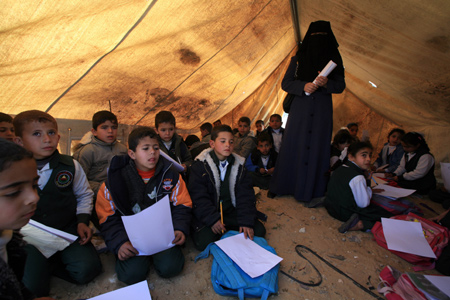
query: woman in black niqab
269 20 346 203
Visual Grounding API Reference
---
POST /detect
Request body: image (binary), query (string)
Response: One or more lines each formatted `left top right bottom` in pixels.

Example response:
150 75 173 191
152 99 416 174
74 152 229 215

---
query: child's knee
116 263 149 285
69 256 102 284
155 258 184 278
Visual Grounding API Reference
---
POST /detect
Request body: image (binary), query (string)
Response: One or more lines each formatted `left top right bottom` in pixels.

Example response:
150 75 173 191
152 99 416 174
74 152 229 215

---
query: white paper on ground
214 233 283 278
424 275 450 298
381 218 436 258
441 162 450 192
20 224 71 258
373 184 415 199
122 195 175 256
159 150 184 172
88 280 151 300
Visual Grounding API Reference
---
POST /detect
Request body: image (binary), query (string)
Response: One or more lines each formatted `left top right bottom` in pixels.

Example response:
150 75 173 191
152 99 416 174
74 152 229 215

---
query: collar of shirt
219 159 229 181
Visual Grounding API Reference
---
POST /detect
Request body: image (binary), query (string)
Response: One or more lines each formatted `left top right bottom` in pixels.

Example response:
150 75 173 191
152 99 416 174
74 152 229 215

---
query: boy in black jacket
188 125 266 251
245 132 277 190
96 127 192 285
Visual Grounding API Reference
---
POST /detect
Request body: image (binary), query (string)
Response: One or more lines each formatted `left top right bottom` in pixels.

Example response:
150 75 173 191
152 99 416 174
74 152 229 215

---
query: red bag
378 265 428 300
372 213 449 269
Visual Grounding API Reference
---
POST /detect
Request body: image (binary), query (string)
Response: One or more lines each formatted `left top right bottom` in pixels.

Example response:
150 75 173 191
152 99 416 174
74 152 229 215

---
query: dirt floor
49 190 446 300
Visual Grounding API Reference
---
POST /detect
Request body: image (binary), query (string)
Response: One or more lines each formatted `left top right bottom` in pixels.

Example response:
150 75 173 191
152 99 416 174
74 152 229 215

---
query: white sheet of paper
214 233 283 278
159 150 184 172
381 218 436 258
373 184 415 199
373 172 386 178
122 195 175 256
441 162 450 193
424 275 450 297
89 280 151 300
28 219 77 242
376 164 389 171
20 223 71 258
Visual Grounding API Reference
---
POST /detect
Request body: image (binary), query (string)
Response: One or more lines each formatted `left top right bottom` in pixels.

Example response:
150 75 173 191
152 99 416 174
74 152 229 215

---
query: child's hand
182 164 187 172
384 172 394 179
430 209 449 224
77 223 93 245
239 226 254 240
259 168 267 174
267 167 275 175
211 220 226 235
372 188 385 193
118 241 138 261
172 230 185 245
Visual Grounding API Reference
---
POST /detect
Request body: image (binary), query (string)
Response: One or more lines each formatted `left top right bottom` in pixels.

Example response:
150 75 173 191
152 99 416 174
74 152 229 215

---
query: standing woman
269 21 346 203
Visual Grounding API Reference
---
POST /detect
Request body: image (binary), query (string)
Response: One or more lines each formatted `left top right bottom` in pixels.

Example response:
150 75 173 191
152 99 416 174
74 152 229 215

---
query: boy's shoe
267 191 276 198
308 196 326 208
338 213 360 233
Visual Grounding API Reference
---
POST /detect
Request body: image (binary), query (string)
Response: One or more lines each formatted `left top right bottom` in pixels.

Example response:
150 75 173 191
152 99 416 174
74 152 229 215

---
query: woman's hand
304 82 318 94
314 75 328 87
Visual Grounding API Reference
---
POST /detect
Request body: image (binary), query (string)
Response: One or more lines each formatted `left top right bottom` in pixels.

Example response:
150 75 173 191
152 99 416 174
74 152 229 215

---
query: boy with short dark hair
233 116 256 159
245 132 278 190
96 126 192 285
255 120 265 137
189 125 266 251
155 111 192 172
73 110 127 197
262 114 284 153
13 110 101 297
200 122 213 143
0 112 15 141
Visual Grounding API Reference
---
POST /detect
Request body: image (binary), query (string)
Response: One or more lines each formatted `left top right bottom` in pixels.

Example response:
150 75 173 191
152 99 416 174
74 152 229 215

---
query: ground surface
49 191 445 300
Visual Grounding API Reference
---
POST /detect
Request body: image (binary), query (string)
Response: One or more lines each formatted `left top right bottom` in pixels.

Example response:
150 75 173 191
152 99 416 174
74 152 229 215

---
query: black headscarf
297 20 344 82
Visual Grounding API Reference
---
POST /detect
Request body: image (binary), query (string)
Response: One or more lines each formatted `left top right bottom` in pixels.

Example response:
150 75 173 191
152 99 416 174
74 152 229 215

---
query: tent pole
289 0 301 44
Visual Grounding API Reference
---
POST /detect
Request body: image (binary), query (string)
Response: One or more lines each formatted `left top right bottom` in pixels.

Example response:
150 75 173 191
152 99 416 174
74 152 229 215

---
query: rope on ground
280 245 384 300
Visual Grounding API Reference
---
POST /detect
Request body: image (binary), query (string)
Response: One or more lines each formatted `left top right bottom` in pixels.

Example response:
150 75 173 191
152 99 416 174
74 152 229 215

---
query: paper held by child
305 60 337 96
381 218 436 258
20 220 78 258
159 150 184 172
121 195 175 256
214 233 283 278
373 184 416 199
88 280 152 300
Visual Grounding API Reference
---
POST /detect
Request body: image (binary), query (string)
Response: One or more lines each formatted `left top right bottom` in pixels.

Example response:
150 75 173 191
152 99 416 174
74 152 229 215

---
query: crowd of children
0 106 447 298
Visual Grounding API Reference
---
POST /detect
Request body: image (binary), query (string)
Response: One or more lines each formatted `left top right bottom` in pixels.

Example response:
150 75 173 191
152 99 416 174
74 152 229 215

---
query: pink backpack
372 213 449 270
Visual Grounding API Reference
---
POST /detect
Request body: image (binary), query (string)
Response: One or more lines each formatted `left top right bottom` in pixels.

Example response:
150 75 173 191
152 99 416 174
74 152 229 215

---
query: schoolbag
371 194 423 216
372 212 449 270
195 231 279 300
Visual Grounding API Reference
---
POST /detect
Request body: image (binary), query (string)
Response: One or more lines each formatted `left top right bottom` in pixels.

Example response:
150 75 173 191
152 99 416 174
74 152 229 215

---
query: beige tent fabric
1 0 449 170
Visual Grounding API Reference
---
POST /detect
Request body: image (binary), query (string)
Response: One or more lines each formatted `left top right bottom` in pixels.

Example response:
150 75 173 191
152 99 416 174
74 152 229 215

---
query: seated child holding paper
372 128 405 173
0 139 56 300
155 111 193 173
324 141 393 233
329 129 353 173
188 125 266 251
13 110 101 297
385 132 436 195
96 126 192 285
244 132 277 190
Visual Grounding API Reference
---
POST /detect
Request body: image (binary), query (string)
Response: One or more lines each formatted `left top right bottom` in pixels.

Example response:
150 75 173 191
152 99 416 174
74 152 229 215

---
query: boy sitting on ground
155 111 193 172
262 114 284 153
233 117 257 159
189 125 266 251
13 110 101 297
96 127 192 285
245 132 278 191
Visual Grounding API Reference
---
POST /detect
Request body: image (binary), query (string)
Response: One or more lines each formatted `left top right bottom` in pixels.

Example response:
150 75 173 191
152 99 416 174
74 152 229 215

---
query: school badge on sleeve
55 171 74 188
162 178 173 191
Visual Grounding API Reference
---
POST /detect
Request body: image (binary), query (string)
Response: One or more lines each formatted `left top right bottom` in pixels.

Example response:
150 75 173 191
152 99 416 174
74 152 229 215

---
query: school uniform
244 148 278 189
373 143 404 173
22 151 101 297
189 149 265 251
262 126 285 153
96 154 192 284
393 146 436 194
324 161 392 231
